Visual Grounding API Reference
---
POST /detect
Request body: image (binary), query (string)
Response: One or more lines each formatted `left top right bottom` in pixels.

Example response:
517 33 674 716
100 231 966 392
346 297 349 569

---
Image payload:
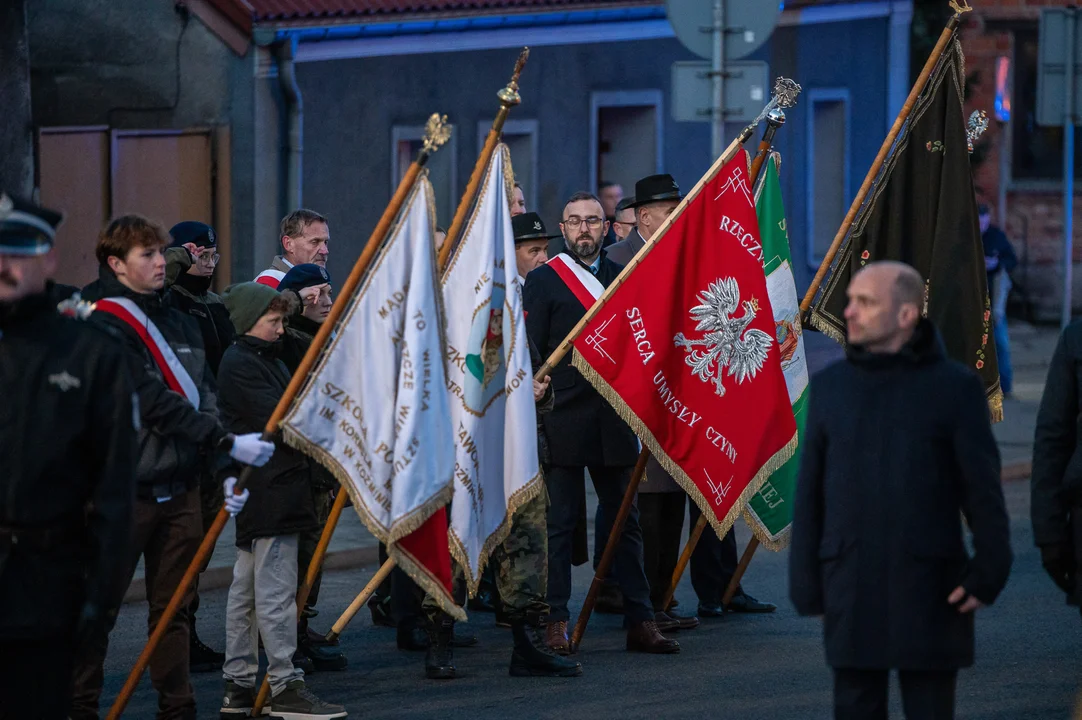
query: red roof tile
244 0 656 22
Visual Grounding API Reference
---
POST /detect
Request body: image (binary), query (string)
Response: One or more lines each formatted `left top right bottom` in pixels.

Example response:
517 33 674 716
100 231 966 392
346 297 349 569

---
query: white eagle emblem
674 277 773 397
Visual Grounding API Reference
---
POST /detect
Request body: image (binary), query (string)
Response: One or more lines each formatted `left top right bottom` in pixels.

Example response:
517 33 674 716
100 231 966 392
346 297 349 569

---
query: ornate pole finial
421 113 452 156
967 110 989 154
739 77 802 141
498 48 530 107
948 0 972 18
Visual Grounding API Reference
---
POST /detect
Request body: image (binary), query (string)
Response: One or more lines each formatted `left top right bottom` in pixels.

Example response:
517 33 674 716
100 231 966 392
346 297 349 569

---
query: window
589 90 664 195
1012 27 1082 182
806 90 851 267
392 124 457 228
479 119 539 212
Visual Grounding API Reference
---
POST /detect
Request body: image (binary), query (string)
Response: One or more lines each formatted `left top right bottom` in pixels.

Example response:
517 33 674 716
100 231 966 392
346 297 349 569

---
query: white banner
442 145 543 592
281 175 459 610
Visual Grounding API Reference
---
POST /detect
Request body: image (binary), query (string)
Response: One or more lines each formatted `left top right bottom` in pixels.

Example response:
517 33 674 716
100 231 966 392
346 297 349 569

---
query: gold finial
421 113 452 155
497 48 530 106
948 0 972 17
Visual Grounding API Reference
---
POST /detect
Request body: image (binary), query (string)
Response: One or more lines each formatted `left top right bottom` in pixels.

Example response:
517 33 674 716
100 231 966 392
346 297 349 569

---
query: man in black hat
608 174 776 620
523 190 679 656
163 220 239 672
513 211 555 279
0 193 137 718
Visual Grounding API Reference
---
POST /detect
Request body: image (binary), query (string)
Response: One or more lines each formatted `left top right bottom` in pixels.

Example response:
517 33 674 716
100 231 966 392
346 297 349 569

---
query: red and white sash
547 254 605 310
95 297 200 408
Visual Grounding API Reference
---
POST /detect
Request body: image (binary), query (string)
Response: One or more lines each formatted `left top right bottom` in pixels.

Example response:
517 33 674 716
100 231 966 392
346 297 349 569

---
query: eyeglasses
562 216 604 229
195 250 220 265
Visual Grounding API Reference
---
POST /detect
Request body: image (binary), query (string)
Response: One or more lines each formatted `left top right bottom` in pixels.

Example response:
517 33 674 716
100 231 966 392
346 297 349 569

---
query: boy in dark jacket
218 282 346 719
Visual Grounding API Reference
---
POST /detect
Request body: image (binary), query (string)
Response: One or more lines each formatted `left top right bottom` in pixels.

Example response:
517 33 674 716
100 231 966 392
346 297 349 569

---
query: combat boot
424 615 456 679
509 616 582 678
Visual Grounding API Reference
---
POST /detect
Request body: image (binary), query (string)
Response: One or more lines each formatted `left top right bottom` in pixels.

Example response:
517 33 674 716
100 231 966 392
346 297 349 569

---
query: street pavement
102 322 1081 718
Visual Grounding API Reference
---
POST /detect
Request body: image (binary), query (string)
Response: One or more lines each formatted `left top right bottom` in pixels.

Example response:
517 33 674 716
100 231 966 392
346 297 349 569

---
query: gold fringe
742 506 792 552
449 469 545 598
571 350 798 542
808 311 847 346
987 386 1003 424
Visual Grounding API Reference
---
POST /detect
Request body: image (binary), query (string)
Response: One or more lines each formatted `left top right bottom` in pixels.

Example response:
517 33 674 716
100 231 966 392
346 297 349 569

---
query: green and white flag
743 153 809 550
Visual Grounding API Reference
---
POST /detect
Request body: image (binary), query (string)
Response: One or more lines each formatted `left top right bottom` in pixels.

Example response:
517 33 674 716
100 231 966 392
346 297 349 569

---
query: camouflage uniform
491 486 549 618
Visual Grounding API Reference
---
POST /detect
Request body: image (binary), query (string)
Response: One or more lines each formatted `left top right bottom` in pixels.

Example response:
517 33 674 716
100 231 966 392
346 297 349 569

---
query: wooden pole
106 118 450 720
719 6 971 611
437 48 529 272
568 448 649 653
325 558 398 643
801 8 967 315
657 115 782 613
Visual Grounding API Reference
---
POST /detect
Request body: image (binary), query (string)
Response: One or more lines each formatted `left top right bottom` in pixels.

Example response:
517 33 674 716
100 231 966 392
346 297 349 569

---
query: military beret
279 263 330 294
169 221 216 248
0 192 63 256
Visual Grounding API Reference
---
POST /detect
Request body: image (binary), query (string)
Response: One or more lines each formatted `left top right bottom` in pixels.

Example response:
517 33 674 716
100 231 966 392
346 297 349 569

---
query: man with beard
163 221 238 672
0 193 137 719
276 263 350 674
72 215 272 719
523 191 679 655
256 209 331 289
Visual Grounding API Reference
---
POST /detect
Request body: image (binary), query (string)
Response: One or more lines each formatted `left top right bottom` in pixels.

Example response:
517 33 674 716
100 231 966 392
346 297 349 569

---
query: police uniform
0 194 137 718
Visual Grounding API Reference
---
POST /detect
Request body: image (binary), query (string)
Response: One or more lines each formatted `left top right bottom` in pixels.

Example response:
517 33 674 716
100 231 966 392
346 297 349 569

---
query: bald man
790 262 1012 720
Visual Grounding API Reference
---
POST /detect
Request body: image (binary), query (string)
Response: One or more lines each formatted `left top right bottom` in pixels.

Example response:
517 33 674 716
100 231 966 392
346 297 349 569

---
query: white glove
230 433 275 467
222 477 250 517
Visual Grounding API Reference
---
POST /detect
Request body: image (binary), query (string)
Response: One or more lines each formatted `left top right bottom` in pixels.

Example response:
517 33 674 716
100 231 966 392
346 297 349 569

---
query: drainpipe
273 35 303 210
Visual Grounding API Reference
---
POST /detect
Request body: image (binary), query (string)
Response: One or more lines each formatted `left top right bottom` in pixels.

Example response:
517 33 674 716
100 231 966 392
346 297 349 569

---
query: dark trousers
189 475 222 624
71 492 201 720
638 493 686 611
298 487 334 614
687 498 739 604
545 465 653 623
0 636 74 719
833 668 957 720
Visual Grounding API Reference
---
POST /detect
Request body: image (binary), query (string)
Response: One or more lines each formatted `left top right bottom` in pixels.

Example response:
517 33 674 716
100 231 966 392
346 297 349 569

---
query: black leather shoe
425 618 457 679
697 603 725 618
292 649 315 675
726 592 777 614
189 628 224 673
654 611 681 633
451 630 479 648
368 595 396 628
298 636 348 671
509 620 582 677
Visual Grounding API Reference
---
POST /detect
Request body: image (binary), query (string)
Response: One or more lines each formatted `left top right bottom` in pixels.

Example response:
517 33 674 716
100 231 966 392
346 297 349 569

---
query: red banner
572 152 797 537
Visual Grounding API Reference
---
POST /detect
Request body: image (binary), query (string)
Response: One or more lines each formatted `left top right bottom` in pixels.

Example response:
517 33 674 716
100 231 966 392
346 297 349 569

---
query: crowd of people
0 172 1074 720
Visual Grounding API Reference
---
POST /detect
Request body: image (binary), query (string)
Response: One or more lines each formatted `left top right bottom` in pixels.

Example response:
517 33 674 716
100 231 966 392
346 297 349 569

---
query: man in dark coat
523 191 678 655
790 261 1012 720
0 193 137 719
164 220 238 671
1032 319 1082 612
72 215 271 720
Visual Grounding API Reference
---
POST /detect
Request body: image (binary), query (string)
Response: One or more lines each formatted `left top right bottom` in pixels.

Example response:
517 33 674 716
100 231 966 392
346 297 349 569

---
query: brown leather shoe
626 620 680 654
545 620 571 655
667 611 700 631
654 611 681 633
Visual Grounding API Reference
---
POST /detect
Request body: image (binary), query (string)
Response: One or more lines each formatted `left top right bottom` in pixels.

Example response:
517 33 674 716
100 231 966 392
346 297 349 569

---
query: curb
122 545 382 605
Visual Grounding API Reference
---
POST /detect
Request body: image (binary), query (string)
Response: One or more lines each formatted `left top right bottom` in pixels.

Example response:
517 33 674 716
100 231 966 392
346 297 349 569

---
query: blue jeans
993 318 1012 394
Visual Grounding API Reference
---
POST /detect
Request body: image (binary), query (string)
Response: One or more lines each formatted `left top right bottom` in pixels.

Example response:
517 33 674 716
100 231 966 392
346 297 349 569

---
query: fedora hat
626 173 684 208
512 212 561 243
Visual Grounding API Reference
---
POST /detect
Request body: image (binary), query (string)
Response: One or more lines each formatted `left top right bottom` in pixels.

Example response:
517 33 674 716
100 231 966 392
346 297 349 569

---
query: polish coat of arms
674 277 773 397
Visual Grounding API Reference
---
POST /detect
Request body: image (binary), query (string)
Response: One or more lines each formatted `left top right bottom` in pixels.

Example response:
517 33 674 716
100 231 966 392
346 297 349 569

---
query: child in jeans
218 282 346 719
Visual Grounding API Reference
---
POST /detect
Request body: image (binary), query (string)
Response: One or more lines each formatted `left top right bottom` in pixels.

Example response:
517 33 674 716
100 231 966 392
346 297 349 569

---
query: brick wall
960 0 1080 322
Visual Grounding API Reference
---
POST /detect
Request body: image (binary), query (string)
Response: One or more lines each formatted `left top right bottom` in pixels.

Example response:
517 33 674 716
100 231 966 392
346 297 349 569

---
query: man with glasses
166 221 238 672
523 191 679 656
610 198 637 243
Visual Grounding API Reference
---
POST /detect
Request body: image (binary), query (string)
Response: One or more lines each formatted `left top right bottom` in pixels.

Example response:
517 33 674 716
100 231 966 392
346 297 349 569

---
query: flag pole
105 115 451 720
719 1 973 613
800 0 971 316
437 48 529 272
325 557 399 643
564 81 801 652
247 116 453 717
